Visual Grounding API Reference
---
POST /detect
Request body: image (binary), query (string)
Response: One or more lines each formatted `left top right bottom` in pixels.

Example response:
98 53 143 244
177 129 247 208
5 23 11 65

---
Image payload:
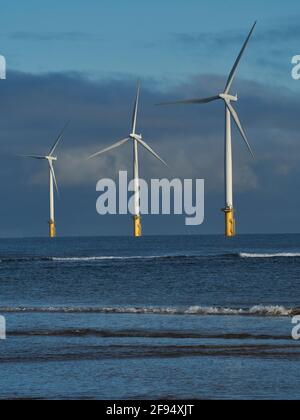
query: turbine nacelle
46 156 58 162
219 93 238 102
130 133 142 141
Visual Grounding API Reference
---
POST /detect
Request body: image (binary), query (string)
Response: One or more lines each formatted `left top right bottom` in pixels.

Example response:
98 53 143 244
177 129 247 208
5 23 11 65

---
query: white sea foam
249 305 292 316
52 252 300 261
0 305 297 317
52 255 170 262
54 256 134 261
239 252 300 258
1 253 299 263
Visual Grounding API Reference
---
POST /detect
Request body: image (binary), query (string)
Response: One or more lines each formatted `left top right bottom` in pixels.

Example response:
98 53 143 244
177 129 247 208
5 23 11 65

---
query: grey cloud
173 21 300 50
173 30 242 49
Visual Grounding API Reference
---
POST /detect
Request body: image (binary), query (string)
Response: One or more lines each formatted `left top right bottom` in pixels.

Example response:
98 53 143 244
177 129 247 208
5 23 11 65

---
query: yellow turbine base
223 208 236 237
133 215 142 238
49 221 56 238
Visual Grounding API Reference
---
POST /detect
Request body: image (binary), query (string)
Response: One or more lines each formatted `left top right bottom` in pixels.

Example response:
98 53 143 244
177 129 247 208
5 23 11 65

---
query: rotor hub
219 93 238 102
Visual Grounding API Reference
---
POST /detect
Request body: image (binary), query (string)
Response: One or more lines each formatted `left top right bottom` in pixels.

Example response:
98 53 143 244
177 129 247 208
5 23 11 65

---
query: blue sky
2 0 300 87
1 1 300 237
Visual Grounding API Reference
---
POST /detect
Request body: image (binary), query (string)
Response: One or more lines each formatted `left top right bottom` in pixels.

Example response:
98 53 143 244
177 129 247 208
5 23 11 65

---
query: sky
0 0 300 237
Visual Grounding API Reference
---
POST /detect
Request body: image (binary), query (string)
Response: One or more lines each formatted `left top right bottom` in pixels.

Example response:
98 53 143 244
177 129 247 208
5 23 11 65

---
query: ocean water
0 234 299 400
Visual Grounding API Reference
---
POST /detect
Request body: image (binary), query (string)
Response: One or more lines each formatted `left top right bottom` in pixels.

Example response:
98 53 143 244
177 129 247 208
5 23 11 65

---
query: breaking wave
52 256 164 262
0 254 232 263
0 252 300 263
0 305 298 317
239 253 300 258
0 255 196 263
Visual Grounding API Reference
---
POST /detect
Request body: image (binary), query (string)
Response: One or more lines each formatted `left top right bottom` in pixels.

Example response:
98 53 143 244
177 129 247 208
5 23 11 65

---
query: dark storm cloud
0 70 299 236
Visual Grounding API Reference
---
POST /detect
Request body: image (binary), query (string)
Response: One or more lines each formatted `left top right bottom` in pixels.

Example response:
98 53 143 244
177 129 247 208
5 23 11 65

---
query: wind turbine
159 22 256 237
89 82 168 237
22 123 69 238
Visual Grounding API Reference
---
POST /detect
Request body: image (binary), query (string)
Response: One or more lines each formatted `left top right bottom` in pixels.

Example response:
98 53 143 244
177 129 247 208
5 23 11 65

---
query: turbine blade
157 96 220 106
20 155 47 160
132 81 141 135
49 121 70 157
88 138 130 159
135 137 168 168
224 21 257 94
225 100 255 158
49 160 59 195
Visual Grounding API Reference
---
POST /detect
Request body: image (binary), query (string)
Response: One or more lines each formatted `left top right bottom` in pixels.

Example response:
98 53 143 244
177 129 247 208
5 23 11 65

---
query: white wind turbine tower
22 123 69 238
159 22 256 237
89 82 168 237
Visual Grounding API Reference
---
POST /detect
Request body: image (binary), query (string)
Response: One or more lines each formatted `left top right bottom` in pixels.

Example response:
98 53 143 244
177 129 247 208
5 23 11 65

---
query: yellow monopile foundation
133 215 142 238
223 208 236 237
49 220 56 238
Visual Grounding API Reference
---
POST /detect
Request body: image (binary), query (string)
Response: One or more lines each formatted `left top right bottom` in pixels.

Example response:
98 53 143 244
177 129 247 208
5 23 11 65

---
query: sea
0 234 299 400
